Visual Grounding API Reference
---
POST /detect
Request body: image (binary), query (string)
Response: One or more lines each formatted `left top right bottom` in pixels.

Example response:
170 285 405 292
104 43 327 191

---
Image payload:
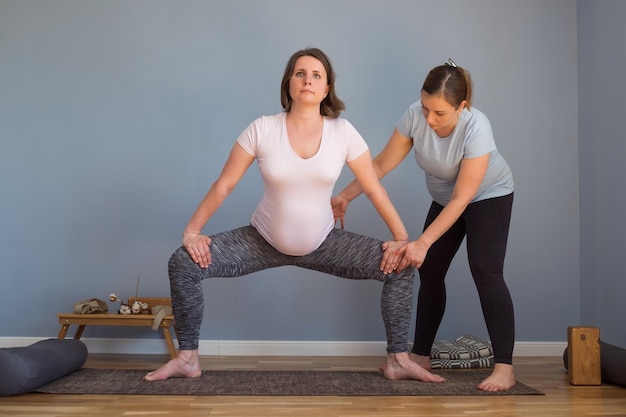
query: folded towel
150 304 173 331
73 298 108 314
430 335 495 369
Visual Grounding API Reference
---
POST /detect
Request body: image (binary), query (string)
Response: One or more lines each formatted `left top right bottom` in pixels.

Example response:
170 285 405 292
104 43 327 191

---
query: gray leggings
168 226 415 353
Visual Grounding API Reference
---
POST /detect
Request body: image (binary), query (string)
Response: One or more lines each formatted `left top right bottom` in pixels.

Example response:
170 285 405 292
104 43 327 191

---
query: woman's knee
168 247 194 273
469 261 505 286
398 267 415 282
386 268 415 290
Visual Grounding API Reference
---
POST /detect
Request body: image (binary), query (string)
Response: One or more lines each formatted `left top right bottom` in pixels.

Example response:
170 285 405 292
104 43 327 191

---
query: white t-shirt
237 112 369 256
396 101 514 205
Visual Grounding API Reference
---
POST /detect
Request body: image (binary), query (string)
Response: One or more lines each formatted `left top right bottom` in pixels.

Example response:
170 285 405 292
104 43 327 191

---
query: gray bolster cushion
0 339 88 396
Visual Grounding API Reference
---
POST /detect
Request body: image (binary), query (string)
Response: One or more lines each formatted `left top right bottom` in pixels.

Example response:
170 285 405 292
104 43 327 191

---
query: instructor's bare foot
144 350 202 381
477 363 516 391
409 352 432 371
381 352 445 382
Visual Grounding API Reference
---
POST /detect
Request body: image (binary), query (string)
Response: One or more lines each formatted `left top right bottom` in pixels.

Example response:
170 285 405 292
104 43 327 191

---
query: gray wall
578 0 626 348
0 0 587 345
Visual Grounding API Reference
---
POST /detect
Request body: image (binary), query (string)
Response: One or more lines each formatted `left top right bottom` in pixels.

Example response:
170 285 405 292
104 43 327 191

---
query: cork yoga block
567 326 601 385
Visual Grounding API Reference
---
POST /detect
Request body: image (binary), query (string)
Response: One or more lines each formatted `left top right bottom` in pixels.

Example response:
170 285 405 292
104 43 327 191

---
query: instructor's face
420 92 465 137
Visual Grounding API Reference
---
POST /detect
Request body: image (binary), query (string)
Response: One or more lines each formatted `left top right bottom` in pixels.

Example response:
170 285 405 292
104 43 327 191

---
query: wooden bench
57 297 178 359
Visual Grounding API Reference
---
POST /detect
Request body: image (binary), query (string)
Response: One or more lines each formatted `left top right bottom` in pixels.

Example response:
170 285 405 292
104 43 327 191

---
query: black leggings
411 193 515 365
168 226 415 353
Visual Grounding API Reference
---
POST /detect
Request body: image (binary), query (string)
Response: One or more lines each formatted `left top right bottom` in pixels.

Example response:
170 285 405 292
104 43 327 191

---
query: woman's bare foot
144 350 202 381
477 363 516 391
381 352 445 382
409 352 432 371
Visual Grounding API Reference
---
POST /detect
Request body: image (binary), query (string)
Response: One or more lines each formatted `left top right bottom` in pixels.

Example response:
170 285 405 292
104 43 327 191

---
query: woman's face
288 56 329 107
420 91 465 137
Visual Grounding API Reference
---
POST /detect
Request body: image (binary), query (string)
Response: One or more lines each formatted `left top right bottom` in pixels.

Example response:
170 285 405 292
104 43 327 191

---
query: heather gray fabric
168 226 415 353
0 339 87 396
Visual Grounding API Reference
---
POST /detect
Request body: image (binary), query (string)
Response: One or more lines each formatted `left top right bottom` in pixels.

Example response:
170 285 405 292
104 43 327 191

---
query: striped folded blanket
430 335 495 369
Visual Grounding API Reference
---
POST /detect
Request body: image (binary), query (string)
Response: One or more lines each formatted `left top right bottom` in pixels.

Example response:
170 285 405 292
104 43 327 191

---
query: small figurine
118 304 132 315
108 280 151 314
131 301 142 314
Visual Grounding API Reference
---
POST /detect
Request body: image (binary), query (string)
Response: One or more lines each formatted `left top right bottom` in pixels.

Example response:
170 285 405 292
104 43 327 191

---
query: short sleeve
396 103 418 139
462 111 496 158
236 117 263 157
342 119 369 162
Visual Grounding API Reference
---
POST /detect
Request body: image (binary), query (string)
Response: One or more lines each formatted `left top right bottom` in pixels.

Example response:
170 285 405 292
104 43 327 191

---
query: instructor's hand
331 195 349 229
398 240 429 270
381 240 409 274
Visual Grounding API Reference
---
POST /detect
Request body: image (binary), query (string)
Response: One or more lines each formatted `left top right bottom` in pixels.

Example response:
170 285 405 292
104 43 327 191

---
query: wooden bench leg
162 326 177 359
74 324 86 340
57 323 70 339
58 323 86 340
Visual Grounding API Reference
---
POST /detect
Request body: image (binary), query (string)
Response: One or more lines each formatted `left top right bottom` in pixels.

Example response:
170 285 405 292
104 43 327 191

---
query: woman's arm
332 128 413 227
346 150 409 273
183 143 255 268
399 153 490 270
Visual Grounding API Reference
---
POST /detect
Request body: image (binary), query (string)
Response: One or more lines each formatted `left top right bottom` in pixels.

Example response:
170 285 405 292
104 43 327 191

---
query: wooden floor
1 355 625 417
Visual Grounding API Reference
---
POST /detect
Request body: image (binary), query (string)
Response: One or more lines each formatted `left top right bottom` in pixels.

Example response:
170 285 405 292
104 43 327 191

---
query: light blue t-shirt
396 100 514 205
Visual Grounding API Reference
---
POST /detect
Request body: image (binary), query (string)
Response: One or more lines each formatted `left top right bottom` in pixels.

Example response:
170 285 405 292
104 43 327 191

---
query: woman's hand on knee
183 232 212 268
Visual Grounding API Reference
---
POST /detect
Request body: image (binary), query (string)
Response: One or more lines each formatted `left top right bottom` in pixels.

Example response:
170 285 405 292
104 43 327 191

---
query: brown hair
280 47 345 119
422 62 474 110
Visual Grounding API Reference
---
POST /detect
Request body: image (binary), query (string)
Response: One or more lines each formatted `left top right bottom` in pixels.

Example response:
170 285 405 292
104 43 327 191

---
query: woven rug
34 368 543 396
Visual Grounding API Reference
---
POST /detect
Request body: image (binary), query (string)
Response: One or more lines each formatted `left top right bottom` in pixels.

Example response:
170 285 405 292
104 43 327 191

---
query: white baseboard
512 341 567 357
0 337 567 357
